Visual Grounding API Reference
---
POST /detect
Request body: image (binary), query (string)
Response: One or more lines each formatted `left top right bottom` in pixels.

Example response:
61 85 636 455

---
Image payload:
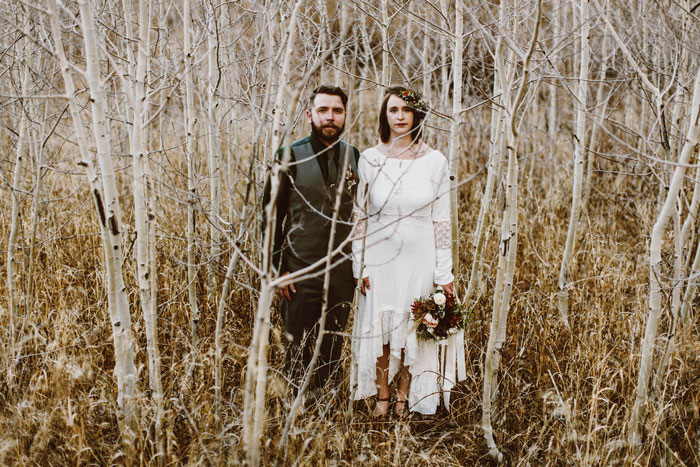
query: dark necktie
328 151 338 189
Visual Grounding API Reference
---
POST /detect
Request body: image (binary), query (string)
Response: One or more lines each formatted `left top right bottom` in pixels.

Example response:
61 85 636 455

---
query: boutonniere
345 169 357 190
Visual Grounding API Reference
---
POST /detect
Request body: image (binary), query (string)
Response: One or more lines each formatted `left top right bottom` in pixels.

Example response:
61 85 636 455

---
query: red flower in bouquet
411 287 470 342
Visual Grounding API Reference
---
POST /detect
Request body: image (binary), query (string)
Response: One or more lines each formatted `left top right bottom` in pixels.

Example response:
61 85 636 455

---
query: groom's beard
311 120 344 145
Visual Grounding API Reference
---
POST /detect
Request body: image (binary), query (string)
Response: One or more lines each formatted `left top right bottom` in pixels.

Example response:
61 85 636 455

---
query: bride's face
386 95 414 139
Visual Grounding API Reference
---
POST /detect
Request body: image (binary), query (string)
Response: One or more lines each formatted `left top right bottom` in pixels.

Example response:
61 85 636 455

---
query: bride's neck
387 134 414 149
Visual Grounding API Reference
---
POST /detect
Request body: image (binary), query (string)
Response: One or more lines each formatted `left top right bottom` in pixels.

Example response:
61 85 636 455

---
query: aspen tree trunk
680 232 700 324
128 0 163 451
24 100 47 321
264 5 297 161
6 39 31 353
77 0 139 425
184 0 200 346
421 4 431 143
548 0 560 142
334 3 347 86
557 0 590 327
582 30 610 207
482 2 542 460
467 64 506 303
650 201 682 400
482 120 519 465
214 216 246 425
677 6 695 263
447 0 463 279
358 14 379 112
628 66 700 448
481 28 508 461
379 0 389 105
421 6 432 114
214 1 241 427
439 0 450 112
680 149 699 267
207 2 222 296
243 4 302 464
404 2 413 66
484 3 517 463
316 0 328 78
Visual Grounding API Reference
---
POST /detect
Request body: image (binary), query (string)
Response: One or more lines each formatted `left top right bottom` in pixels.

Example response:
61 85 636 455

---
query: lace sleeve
433 220 451 250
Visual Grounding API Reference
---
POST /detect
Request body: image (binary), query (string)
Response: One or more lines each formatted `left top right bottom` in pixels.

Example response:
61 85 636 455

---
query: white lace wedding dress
350 147 465 415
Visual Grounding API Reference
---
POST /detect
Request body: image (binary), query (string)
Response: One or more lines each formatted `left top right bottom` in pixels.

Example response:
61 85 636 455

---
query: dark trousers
282 257 353 392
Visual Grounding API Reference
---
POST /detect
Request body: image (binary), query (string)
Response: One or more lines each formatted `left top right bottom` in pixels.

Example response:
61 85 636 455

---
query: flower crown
396 88 429 114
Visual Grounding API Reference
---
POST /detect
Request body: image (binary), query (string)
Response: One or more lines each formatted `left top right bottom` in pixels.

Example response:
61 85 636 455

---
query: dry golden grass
1 111 699 466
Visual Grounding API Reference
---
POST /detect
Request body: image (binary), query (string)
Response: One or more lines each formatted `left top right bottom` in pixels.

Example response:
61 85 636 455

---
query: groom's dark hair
308 84 348 109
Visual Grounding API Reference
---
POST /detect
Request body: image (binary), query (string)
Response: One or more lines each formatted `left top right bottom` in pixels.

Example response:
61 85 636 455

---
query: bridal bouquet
411 288 469 342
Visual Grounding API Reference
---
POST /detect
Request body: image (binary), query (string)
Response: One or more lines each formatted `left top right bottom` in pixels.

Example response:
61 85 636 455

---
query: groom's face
306 93 346 145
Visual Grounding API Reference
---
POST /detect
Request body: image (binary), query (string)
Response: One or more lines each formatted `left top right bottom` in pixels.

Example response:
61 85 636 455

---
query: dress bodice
361 147 449 221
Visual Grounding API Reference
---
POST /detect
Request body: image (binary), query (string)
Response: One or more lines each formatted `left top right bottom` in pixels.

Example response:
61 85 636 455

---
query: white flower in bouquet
433 292 446 306
448 327 458 335
422 313 439 328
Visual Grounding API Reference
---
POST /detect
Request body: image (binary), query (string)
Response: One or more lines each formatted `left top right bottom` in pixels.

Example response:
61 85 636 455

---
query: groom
262 85 360 393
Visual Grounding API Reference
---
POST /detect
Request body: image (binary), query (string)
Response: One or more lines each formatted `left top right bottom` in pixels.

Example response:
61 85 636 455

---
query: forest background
1 0 699 465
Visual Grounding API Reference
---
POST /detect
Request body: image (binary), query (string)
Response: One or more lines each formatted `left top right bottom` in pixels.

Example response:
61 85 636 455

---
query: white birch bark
214 217 245 424
316 0 328 78
447 0 463 280
628 67 700 448
77 0 137 425
482 2 542 460
243 4 302 464
379 0 389 105
24 100 47 321
421 3 431 119
680 158 700 267
467 53 506 303
557 0 590 327
582 30 611 207
206 2 222 296
593 0 698 447
184 0 200 345
128 0 163 449
548 0 560 142
650 200 682 400
677 7 696 265
6 38 31 352
439 0 450 112
334 2 347 86
265 1 300 164
680 231 700 324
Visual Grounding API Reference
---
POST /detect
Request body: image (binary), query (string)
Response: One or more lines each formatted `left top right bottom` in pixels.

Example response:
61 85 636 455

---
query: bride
351 86 461 417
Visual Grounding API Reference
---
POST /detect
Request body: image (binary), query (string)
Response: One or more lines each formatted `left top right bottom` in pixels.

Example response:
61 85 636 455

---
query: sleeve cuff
352 261 369 279
434 249 454 285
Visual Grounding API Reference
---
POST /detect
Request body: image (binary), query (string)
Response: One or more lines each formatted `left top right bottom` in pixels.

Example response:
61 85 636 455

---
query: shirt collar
309 132 340 159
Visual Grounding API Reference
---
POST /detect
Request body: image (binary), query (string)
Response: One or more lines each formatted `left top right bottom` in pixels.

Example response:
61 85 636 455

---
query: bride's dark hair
378 86 428 143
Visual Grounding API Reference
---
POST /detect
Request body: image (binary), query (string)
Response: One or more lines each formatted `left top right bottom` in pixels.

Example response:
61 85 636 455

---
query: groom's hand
355 277 371 295
278 272 296 302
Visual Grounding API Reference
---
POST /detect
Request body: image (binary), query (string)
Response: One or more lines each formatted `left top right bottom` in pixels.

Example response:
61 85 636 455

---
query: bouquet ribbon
439 328 467 409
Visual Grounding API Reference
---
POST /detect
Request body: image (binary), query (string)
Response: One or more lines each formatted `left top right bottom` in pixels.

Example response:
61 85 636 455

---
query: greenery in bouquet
410 287 469 342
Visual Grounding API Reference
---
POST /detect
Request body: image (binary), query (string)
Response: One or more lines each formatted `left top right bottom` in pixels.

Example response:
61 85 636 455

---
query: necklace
386 142 422 159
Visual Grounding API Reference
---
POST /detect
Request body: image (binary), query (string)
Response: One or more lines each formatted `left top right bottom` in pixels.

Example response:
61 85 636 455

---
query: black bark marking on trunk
109 215 119 235
94 189 106 227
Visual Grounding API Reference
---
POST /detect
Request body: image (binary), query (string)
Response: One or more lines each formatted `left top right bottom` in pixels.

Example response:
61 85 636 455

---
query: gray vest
284 138 358 267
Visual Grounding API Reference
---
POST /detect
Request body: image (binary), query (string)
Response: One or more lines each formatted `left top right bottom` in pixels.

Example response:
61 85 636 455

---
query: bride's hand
440 282 455 296
354 277 371 295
